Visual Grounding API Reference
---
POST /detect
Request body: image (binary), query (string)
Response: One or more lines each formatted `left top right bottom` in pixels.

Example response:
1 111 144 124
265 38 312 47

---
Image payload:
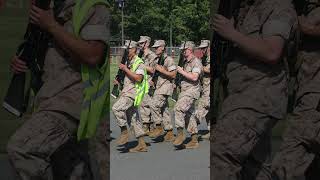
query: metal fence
110 47 203 64
110 47 182 64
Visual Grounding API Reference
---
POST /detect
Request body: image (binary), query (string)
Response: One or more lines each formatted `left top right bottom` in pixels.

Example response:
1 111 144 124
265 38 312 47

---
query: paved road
0 112 210 180
110 113 210 180
0 112 284 180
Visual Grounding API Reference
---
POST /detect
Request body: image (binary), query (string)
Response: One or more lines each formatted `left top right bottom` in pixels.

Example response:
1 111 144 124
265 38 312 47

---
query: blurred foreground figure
211 0 297 179
272 1 320 180
6 0 110 179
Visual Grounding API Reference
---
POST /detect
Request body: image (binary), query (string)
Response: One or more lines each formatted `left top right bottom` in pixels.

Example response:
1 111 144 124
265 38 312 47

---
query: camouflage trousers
195 94 210 129
6 111 91 180
272 93 320 180
89 118 109 180
140 93 152 124
150 94 173 130
174 94 198 134
112 96 145 137
211 109 278 180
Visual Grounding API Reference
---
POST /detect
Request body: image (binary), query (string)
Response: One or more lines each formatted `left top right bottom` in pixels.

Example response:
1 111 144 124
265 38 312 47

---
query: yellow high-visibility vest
72 0 110 140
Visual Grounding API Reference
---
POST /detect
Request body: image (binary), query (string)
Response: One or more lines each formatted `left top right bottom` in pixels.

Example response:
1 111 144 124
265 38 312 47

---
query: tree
108 0 210 46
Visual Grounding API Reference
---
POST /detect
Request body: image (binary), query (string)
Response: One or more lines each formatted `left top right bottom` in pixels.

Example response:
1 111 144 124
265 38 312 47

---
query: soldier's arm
29 5 108 66
311 24 320 36
120 64 143 83
49 25 106 66
213 5 296 65
213 14 284 64
231 33 285 64
156 65 176 79
301 24 320 36
181 71 199 82
299 16 320 37
145 54 158 74
124 70 143 83
145 66 155 74
177 66 200 82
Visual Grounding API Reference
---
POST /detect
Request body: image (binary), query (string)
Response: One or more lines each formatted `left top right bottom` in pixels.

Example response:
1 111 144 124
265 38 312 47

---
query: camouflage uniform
89 118 110 180
175 55 203 135
150 53 176 130
211 0 296 179
6 0 110 179
112 55 146 138
272 5 320 180
195 40 210 130
139 48 157 125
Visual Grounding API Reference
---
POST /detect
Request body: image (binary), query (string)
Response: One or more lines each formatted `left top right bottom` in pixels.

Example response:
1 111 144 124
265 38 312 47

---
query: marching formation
111 36 211 152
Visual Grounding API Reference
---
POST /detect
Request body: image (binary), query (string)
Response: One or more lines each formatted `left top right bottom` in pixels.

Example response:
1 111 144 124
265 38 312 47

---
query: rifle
148 51 166 96
171 43 186 102
138 42 146 58
2 0 52 117
209 0 241 128
293 0 320 16
111 41 130 98
201 48 209 67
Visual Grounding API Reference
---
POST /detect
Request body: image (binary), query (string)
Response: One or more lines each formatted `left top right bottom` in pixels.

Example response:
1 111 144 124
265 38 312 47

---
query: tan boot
116 126 129 146
149 124 164 138
147 127 156 136
129 136 148 152
163 130 175 142
184 134 199 149
172 128 185 146
201 132 210 140
143 123 150 135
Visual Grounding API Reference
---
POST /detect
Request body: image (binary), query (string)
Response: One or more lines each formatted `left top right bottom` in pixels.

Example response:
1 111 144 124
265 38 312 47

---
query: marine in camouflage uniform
211 0 297 179
148 40 176 141
137 36 158 135
173 41 203 149
6 0 110 179
272 2 320 180
112 40 148 153
195 40 211 140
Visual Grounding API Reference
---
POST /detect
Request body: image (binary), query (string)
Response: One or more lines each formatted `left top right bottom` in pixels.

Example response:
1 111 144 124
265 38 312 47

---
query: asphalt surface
110 113 210 180
0 112 210 180
0 112 284 180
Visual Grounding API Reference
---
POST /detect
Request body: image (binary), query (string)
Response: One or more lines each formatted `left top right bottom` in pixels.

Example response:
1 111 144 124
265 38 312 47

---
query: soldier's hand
213 14 237 41
149 80 155 88
113 79 119 85
10 56 28 74
299 16 316 35
155 64 163 72
177 66 183 74
173 84 177 89
30 5 57 32
119 63 127 71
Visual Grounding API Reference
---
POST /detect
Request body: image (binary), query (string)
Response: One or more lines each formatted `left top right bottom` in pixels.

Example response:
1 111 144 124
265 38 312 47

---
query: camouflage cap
198 40 210 48
138 36 151 43
152 40 166 48
179 41 195 50
123 40 138 49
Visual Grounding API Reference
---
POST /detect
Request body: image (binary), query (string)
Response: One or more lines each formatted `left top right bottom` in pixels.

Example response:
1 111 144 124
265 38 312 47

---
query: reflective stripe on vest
72 0 110 141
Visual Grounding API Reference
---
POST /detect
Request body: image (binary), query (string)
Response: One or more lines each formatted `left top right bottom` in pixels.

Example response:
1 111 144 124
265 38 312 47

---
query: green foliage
108 0 210 45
